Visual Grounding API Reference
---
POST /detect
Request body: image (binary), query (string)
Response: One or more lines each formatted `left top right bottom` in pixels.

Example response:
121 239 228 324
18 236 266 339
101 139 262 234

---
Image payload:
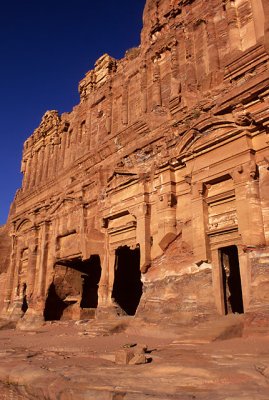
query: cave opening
21 283 28 314
43 282 68 321
112 245 142 316
220 245 244 315
43 255 102 321
80 255 102 309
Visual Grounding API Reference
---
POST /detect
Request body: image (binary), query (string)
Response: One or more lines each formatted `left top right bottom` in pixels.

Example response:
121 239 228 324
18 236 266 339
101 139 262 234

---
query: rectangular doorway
112 245 142 316
220 245 244 315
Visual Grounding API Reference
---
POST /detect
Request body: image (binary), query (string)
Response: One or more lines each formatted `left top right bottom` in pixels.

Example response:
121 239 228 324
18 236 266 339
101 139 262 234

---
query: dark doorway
80 255 102 308
21 283 28 314
44 282 69 321
220 245 244 314
43 255 102 321
112 246 143 316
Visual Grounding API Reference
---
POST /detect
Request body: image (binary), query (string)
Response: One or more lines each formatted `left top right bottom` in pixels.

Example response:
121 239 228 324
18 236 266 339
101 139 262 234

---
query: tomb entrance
44 255 101 321
220 245 244 314
112 246 142 316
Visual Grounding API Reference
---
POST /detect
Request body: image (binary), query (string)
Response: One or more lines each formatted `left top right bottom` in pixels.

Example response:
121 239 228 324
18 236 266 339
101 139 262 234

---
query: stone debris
115 349 136 365
128 353 148 365
115 343 148 365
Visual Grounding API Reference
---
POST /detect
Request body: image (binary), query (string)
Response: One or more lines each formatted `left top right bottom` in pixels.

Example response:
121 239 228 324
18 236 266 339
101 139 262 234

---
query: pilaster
135 203 151 273
152 55 162 108
191 182 210 263
233 162 266 246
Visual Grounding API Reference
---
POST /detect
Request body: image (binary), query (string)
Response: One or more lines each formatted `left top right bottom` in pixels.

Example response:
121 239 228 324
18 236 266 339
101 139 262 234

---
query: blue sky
0 0 145 225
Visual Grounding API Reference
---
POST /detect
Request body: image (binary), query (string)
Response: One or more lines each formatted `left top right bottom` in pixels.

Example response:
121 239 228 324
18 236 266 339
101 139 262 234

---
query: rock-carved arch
16 219 32 233
174 118 242 161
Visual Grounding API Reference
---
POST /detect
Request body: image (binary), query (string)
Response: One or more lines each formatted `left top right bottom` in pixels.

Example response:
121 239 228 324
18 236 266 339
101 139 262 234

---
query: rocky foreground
0 313 268 399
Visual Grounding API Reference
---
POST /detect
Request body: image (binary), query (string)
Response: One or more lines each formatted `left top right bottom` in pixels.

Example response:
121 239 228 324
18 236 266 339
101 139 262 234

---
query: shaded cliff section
0 224 11 275
0 224 11 313
0 200 15 312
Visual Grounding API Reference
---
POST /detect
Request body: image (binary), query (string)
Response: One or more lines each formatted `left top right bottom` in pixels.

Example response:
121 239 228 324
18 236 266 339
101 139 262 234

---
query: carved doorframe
210 234 250 315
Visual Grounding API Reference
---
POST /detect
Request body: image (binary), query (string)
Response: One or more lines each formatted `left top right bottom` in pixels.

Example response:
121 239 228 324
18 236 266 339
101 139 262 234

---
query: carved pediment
48 195 81 216
175 128 202 157
173 117 242 160
107 168 139 190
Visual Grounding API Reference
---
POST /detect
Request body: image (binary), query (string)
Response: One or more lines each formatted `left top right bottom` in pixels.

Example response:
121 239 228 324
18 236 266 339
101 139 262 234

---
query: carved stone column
140 61 148 113
98 249 109 307
59 133 67 170
9 234 28 307
74 123 81 160
121 78 129 125
226 0 241 52
249 0 265 42
233 162 266 246
154 168 177 258
52 140 60 176
134 203 151 273
152 55 162 108
22 157 31 191
95 242 118 318
191 182 210 263
29 151 38 189
42 218 58 299
48 141 58 178
8 243 24 318
43 143 51 180
107 250 116 303
206 16 220 74
193 20 208 85
185 27 198 91
261 0 269 52
86 109 92 150
27 226 39 300
106 78 113 134
259 161 269 245
34 222 50 301
177 30 186 96
36 146 45 185
3 233 17 313
170 40 181 101
41 143 48 181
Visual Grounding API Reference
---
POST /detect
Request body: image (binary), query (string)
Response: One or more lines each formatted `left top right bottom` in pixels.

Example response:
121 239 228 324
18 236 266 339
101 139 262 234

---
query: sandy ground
0 314 268 399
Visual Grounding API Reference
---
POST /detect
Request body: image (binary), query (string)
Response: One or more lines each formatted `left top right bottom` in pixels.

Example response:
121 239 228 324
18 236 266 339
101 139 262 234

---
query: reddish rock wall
0 224 11 315
1 0 269 326
0 225 10 274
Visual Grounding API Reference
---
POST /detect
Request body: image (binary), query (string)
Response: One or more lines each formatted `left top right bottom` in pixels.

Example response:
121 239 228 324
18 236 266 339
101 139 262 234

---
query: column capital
129 203 149 218
231 161 258 184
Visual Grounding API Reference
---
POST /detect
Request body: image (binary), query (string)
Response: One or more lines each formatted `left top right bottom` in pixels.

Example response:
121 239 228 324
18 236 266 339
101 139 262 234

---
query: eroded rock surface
0 0 268 382
0 315 268 399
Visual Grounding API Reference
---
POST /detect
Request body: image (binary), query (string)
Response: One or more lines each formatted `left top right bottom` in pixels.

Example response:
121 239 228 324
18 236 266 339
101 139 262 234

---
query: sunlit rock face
1 0 269 326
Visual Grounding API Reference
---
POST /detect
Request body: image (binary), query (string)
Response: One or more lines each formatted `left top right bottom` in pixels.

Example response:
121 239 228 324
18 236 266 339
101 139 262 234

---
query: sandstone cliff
1 0 269 325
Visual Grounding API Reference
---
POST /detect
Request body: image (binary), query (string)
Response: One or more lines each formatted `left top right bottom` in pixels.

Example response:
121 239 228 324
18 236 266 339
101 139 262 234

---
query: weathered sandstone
0 0 269 329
